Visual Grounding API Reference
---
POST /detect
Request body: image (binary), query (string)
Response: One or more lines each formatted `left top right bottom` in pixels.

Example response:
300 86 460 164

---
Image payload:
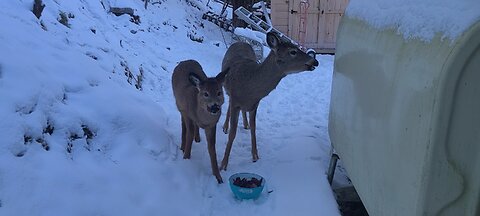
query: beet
233 177 263 188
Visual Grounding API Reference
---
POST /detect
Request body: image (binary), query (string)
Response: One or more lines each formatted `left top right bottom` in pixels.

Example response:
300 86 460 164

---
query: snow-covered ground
0 0 340 215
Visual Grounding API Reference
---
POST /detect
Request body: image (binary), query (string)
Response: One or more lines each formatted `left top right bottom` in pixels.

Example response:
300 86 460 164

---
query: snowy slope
0 0 339 215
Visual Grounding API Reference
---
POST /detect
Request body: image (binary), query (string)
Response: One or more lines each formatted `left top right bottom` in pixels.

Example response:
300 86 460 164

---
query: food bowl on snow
229 173 265 200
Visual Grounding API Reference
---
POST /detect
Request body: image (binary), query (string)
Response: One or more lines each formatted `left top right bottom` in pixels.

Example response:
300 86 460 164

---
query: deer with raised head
172 60 229 183
220 32 318 170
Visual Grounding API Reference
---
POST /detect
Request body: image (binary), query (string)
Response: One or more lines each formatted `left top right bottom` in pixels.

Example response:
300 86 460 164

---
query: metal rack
202 11 234 32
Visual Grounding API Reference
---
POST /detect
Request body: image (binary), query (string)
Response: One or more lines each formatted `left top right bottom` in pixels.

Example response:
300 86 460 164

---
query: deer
172 60 229 183
220 32 319 171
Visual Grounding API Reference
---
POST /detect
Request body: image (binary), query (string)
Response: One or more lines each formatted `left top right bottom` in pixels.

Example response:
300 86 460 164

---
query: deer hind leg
183 117 195 159
222 102 231 134
249 104 259 162
242 111 250 129
220 105 240 171
180 115 186 151
205 125 223 183
194 124 201 143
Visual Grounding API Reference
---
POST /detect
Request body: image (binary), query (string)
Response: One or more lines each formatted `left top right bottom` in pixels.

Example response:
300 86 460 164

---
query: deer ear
189 73 202 89
215 67 230 84
266 32 280 49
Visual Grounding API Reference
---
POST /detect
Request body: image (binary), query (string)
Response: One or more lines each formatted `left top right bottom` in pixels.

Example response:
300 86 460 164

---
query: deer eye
289 50 298 56
203 92 209 97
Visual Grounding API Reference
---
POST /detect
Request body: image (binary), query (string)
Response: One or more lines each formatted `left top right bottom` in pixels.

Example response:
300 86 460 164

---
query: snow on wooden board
346 0 480 42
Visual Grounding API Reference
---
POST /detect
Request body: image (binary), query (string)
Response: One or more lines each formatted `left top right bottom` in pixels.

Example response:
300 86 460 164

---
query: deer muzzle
207 104 221 115
306 59 319 71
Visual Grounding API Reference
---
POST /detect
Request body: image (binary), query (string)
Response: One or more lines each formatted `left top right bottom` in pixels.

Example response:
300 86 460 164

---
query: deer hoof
216 176 224 184
219 162 228 171
222 127 229 134
194 136 201 143
252 155 259 162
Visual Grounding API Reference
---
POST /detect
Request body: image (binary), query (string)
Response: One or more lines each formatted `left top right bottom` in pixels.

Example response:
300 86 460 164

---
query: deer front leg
205 125 223 184
180 115 186 151
220 106 240 171
242 111 250 129
194 124 201 143
183 118 195 159
249 104 259 162
222 104 231 134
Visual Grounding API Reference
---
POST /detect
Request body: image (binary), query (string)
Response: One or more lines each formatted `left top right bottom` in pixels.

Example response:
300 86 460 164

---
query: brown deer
172 60 229 183
220 32 318 170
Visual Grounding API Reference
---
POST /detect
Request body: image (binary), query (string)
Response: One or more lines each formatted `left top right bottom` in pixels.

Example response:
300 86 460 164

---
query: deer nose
306 59 319 71
208 104 221 114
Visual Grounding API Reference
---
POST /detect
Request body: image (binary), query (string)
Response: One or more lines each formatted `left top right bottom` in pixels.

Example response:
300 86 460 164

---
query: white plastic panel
329 16 480 215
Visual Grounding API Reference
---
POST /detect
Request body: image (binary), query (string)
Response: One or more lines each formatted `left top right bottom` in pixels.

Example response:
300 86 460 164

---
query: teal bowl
229 173 265 200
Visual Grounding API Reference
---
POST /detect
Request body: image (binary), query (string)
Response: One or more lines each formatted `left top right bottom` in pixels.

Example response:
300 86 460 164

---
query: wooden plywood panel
316 0 348 51
324 14 336 48
273 0 349 52
316 14 327 49
305 0 321 45
288 0 297 40
273 17 289 26
305 12 319 44
325 0 343 13
271 0 290 36
272 11 290 20
276 25 289 34
272 2 289 11
289 0 322 44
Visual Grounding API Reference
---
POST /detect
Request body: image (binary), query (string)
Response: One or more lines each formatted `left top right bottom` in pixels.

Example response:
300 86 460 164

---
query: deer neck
250 52 285 97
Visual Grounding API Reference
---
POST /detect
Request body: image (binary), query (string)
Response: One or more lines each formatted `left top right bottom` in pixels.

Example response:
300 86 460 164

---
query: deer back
222 42 257 71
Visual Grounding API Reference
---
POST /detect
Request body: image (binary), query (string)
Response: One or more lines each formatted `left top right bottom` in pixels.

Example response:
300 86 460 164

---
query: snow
234 28 266 45
0 0 339 215
346 0 480 42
